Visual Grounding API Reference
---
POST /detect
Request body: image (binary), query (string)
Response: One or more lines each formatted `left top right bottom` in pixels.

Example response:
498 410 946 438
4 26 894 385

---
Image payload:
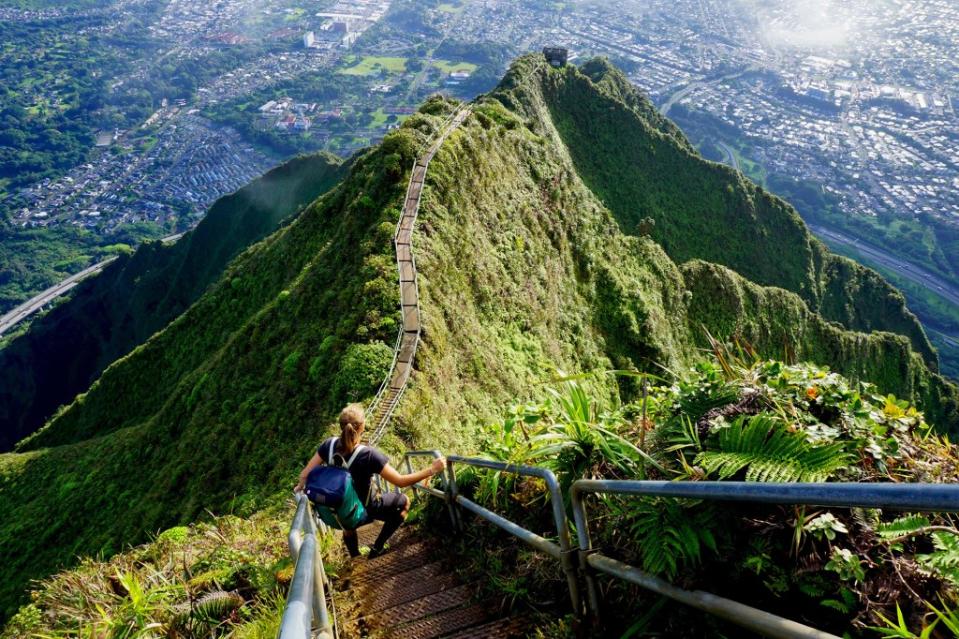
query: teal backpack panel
306 438 369 530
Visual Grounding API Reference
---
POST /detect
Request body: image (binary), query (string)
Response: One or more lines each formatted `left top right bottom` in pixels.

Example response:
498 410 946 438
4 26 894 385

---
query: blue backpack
305 438 369 530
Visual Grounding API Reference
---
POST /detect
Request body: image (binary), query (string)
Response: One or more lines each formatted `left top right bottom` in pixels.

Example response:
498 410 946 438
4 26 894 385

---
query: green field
340 56 408 76
432 60 478 75
436 2 464 13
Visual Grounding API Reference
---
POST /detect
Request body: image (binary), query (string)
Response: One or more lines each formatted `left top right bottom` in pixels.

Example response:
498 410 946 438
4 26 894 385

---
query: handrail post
543 469 581 618
446 456 580 615
570 483 601 623
447 459 463 533
403 450 459 529
442 463 461 531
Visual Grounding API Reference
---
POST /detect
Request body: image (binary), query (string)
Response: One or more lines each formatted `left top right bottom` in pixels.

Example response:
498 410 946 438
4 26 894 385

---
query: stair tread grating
383 602 492 639
350 542 434 585
363 573 461 613
439 616 529 639
357 560 447 595
363 583 478 627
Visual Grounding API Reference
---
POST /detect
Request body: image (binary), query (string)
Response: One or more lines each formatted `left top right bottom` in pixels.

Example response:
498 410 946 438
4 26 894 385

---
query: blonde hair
338 403 366 454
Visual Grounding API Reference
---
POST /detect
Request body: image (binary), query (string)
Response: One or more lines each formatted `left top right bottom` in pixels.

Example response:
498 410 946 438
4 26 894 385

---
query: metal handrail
409 453 581 614
403 450 459 529
278 493 335 639
570 480 959 638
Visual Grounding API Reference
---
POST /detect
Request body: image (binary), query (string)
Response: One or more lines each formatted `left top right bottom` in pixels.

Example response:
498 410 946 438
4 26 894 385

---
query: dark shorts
362 491 409 524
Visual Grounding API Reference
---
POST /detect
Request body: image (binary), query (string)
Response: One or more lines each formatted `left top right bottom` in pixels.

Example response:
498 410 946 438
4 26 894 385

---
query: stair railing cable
403 451 959 639
278 493 336 639
367 105 471 447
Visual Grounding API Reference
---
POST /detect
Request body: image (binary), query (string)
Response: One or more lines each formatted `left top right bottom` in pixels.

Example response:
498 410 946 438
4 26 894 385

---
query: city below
2 0 958 372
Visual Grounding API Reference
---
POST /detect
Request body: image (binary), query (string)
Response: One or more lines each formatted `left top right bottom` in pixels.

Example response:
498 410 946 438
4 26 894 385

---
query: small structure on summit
543 47 569 67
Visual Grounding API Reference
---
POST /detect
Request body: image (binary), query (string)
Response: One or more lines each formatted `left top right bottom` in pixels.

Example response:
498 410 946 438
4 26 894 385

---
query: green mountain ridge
0 54 956 624
0 153 346 452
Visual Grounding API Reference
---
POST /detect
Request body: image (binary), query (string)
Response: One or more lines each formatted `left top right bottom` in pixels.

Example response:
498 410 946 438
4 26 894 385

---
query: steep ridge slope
0 125 420 618
399 56 956 440
1 60 957 623
0 153 345 452
511 56 937 368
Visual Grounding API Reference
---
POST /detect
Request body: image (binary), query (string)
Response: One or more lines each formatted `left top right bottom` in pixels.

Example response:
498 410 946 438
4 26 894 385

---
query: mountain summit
0 54 956 621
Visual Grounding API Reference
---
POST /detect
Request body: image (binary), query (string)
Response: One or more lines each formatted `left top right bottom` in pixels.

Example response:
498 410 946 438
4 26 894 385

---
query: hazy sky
729 0 889 51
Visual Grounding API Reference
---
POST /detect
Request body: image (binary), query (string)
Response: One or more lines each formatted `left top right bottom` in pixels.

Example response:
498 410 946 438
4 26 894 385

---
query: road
0 232 185 337
809 224 959 309
659 67 755 116
718 141 740 171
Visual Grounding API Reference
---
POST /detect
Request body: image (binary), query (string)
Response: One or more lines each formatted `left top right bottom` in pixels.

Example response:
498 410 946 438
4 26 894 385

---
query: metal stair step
355 522 416 550
384 603 492 639
359 559 446 595
364 583 477 627
439 616 528 639
363 572 461 614
350 541 434 586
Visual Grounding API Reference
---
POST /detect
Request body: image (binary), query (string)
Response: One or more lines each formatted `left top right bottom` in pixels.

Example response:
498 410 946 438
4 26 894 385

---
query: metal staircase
344 522 528 639
367 106 471 447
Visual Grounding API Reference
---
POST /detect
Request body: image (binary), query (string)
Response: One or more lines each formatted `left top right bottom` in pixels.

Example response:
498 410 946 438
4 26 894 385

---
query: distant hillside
510 56 937 369
0 153 345 452
1 56 956 623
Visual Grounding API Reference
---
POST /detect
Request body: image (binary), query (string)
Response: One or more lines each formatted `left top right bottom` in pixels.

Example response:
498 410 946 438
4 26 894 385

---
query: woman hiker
294 403 447 558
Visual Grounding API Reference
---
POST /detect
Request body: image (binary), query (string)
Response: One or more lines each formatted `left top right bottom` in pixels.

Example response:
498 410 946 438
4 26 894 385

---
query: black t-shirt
317 437 389 504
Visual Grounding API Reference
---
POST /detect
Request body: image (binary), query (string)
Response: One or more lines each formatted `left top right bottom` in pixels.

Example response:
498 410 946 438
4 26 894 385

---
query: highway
659 67 755 117
809 224 959 309
0 232 185 338
718 141 740 171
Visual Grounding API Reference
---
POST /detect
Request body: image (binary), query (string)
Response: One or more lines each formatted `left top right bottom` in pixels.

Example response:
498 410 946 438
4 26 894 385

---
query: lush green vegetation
0 508 325 639
431 59 478 74
670 104 959 380
0 223 166 313
670 102 959 288
0 56 956 633
0 106 445 621
826 240 959 380
453 351 959 636
0 153 346 452
510 56 936 369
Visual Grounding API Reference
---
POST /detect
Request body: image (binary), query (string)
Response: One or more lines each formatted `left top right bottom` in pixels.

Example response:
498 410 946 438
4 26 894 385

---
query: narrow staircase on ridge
367 106 471 446
337 104 531 638
340 522 528 639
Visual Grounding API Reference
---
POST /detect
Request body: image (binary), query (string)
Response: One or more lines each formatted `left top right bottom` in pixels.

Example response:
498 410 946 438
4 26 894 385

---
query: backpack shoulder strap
327 438 338 465
345 444 367 469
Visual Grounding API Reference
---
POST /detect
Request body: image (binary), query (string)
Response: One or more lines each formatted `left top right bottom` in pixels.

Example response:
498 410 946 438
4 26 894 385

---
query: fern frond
695 415 849 482
623 498 717 579
877 515 932 540
920 532 959 587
